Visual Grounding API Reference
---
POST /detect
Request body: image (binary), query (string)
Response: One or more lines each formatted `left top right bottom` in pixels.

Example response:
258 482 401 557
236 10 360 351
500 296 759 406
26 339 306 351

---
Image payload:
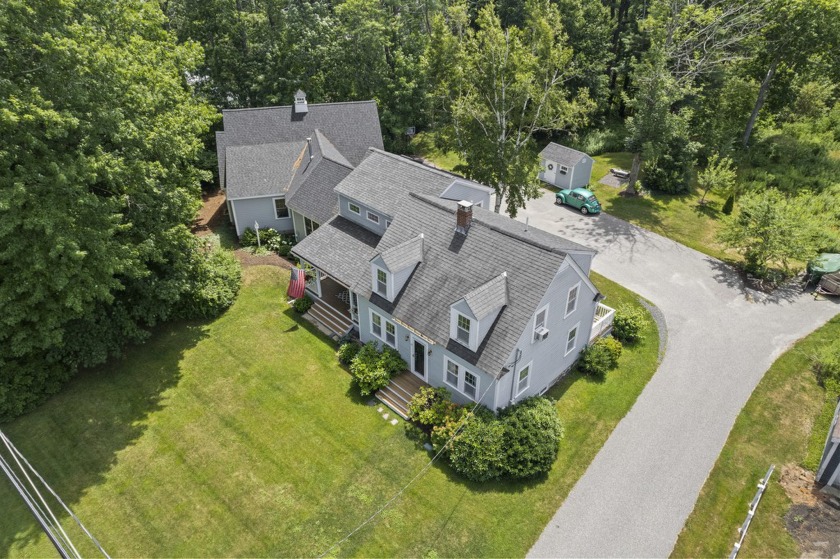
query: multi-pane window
376 269 388 296
349 202 360 214
559 165 569 175
456 314 471 344
385 322 396 347
464 372 478 399
566 284 579 316
533 306 548 341
367 211 380 224
566 325 578 355
445 360 459 388
274 197 289 219
304 217 319 236
517 365 530 396
371 313 382 338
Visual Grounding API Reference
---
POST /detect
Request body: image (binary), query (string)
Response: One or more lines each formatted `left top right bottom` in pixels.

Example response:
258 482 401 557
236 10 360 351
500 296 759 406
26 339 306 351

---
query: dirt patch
234 249 293 270
598 172 628 189
193 189 228 237
780 465 840 557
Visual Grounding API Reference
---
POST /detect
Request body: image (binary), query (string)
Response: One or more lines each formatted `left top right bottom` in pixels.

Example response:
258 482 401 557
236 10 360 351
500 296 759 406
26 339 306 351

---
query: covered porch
304 270 357 336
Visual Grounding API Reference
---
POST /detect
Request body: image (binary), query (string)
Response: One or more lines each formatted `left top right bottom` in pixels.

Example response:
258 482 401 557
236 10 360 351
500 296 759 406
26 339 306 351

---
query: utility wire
0 430 110 559
317 376 500 558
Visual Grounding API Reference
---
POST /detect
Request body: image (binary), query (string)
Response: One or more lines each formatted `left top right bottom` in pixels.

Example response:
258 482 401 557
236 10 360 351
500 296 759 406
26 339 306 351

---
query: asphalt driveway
521 191 839 558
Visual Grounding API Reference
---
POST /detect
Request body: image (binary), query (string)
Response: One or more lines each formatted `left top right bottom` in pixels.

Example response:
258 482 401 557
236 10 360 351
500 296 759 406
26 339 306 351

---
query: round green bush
612 303 649 343
177 243 242 319
349 342 407 396
337 342 361 366
292 295 313 313
499 397 563 479
408 386 457 427
448 416 505 482
600 336 623 363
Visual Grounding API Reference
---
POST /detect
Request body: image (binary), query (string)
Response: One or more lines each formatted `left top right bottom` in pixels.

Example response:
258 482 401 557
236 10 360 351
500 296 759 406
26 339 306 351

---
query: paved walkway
520 192 839 558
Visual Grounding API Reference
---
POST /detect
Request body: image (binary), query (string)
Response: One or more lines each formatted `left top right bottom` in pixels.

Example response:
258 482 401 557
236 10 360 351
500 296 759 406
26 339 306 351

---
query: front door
411 337 427 379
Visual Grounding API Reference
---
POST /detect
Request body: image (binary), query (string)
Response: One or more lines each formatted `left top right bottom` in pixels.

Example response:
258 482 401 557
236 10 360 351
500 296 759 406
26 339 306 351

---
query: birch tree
428 0 593 216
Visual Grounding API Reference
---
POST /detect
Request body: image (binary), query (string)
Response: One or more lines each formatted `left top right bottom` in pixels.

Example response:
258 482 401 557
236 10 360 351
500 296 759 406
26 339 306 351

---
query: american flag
288 267 306 299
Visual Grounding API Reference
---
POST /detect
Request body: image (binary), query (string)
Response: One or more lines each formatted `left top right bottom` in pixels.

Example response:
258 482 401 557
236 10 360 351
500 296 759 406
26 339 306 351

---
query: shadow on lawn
0 321 209 557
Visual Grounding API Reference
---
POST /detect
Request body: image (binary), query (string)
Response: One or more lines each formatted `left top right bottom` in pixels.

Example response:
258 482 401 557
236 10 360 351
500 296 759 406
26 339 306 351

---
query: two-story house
292 149 614 415
216 91 384 240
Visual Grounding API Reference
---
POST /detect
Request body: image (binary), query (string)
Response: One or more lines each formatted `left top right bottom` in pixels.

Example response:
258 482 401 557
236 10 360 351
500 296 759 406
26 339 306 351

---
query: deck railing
590 302 616 341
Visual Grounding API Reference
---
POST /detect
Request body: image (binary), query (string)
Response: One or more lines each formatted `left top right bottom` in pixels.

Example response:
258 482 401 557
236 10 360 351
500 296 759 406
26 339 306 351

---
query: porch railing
590 302 616 342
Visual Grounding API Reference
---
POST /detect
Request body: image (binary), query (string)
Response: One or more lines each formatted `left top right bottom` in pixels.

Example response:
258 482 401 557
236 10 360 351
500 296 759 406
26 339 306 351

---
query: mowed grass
587 152 731 261
0 266 658 558
672 316 840 558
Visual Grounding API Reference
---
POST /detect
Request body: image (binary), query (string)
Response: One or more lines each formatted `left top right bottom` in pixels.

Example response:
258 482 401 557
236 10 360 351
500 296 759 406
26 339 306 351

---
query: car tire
580 207 588 215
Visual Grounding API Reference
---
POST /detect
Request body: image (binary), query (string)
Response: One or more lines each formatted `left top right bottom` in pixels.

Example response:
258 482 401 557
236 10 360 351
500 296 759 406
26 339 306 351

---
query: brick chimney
455 200 473 235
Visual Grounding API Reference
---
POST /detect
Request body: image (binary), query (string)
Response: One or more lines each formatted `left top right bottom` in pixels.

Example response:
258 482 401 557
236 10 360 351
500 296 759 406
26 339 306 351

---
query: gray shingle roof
225 142 306 199
217 100 383 189
539 142 589 167
463 273 508 320
356 193 573 376
285 158 352 226
335 149 489 218
314 129 352 168
291 216 381 287
379 234 424 272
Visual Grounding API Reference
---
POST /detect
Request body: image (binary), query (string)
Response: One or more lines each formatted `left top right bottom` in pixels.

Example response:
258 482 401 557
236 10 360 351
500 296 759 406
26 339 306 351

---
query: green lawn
1 266 658 558
672 316 840 558
408 132 464 173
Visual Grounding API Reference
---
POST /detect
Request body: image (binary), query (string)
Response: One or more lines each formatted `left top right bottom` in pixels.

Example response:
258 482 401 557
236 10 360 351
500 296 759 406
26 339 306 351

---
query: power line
317 376 500 558
0 430 110 559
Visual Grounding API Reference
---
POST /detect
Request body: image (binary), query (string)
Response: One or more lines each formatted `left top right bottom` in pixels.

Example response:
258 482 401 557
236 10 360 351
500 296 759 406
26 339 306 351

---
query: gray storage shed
817 397 840 488
538 142 594 189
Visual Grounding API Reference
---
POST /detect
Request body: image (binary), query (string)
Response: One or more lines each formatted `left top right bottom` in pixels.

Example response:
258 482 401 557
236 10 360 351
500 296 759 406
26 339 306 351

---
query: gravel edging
639 298 667 364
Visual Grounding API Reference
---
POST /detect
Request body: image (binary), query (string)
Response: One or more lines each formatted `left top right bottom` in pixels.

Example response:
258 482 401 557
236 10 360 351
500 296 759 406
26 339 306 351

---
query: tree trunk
494 186 504 213
742 56 779 148
625 152 642 195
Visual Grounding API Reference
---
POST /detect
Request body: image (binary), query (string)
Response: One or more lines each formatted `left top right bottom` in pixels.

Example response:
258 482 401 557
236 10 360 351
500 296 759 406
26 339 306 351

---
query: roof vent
455 200 473 235
294 90 308 114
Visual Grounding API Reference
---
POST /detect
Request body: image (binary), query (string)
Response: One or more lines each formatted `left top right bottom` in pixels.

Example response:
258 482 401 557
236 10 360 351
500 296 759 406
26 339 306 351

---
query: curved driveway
520 191 839 558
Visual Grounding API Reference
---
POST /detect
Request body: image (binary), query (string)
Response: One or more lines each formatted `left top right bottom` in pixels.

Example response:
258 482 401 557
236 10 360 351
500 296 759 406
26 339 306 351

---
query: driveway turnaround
521 191 839 558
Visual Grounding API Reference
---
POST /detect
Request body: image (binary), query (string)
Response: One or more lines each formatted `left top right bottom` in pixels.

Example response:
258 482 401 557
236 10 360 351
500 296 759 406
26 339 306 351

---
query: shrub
612 303 649 343
337 342 361 366
292 295 313 313
349 341 407 396
722 194 735 215
579 337 622 377
448 416 506 482
240 227 281 248
408 386 458 427
499 397 564 479
267 233 296 257
430 408 470 451
177 242 242 319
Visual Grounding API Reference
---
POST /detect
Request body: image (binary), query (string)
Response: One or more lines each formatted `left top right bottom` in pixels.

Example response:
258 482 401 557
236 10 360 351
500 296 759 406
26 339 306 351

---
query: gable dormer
294 90 308 114
450 273 508 351
370 235 424 301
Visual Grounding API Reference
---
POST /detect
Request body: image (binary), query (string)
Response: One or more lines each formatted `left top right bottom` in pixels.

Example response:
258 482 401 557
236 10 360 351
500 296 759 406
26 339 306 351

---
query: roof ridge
222 100 378 114
366 148 486 186
408 192 584 256
314 129 354 170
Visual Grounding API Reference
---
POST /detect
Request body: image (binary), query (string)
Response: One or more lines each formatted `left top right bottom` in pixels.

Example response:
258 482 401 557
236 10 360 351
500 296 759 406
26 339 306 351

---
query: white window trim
273 196 289 219
370 310 397 349
349 202 361 215
532 303 549 343
367 210 380 224
443 357 480 402
373 265 389 299
516 362 532 397
565 282 580 317
385 219 392 228
456 313 472 346
565 322 580 356
474 200 483 208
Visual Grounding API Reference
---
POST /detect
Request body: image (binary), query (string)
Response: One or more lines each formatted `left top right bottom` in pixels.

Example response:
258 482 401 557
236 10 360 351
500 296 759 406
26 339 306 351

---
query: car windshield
587 196 598 203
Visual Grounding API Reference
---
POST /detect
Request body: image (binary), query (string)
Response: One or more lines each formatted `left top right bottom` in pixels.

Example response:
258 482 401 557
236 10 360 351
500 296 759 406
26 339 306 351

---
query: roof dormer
370 234 424 301
294 90 308 114
450 272 508 351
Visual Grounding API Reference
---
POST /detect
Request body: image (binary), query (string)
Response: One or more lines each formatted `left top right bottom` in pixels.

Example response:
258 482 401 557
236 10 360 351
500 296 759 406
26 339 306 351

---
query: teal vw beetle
555 187 601 215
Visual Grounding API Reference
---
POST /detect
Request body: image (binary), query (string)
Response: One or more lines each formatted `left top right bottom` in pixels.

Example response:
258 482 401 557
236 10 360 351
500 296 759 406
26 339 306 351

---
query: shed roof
539 142 589 167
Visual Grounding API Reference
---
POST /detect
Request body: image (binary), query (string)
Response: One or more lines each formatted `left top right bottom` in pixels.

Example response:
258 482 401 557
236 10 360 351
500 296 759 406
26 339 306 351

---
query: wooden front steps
376 372 430 419
306 300 352 337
